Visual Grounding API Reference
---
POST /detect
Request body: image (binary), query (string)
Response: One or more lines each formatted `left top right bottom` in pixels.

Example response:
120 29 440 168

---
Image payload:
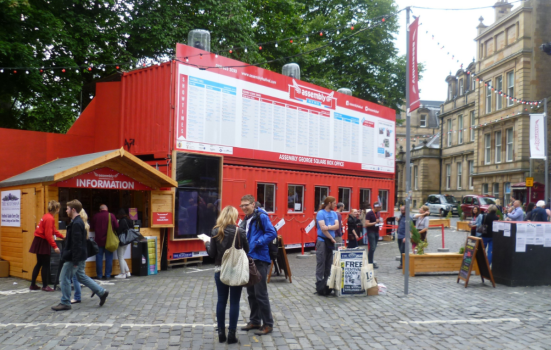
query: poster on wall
1 190 21 227
174 44 396 174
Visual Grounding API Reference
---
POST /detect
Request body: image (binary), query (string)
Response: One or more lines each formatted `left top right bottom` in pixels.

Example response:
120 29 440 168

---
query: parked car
426 194 459 217
460 195 497 218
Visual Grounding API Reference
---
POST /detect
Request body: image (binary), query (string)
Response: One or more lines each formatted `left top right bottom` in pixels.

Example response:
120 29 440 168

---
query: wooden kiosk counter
0 149 177 280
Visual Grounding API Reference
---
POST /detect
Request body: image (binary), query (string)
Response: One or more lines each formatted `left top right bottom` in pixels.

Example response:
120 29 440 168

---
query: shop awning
511 181 544 190
0 148 177 189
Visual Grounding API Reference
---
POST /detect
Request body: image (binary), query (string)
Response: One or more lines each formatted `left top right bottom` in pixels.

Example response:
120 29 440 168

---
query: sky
392 0 522 102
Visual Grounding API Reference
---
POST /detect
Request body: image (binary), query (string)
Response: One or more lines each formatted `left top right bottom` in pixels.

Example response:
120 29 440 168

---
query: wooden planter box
402 253 480 277
429 218 451 228
457 221 471 231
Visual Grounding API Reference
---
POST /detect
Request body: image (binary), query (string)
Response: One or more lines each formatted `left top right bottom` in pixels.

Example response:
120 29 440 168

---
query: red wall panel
120 63 173 157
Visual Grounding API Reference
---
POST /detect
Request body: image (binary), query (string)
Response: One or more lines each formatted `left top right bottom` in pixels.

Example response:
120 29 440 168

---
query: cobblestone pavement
1 227 551 350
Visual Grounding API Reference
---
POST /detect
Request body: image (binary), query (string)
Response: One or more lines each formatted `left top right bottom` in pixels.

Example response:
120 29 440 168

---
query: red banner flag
408 17 420 112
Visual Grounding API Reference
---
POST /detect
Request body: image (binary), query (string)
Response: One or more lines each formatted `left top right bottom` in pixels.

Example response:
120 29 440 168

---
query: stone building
472 0 551 205
395 0 551 209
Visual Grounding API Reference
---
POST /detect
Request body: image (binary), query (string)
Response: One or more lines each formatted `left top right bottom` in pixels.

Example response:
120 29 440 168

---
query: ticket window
174 152 222 239
58 188 148 228
360 189 371 210
314 186 329 212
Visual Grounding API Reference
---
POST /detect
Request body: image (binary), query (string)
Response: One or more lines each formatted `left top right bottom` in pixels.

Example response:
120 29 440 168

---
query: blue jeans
482 237 493 265
60 261 105 306
96 247 113 278
214 272 243 331
72 275 81 301
367 232 379 264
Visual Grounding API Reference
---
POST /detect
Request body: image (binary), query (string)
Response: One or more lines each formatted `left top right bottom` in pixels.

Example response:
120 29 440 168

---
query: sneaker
51 303 71 311
114 274 127 279
126 272 131 278
397 265 403 269
42 286 54 292
70 299 81 304
29 285 41 291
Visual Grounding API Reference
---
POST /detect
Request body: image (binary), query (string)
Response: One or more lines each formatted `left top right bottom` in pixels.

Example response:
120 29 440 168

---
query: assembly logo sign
1 190 21 227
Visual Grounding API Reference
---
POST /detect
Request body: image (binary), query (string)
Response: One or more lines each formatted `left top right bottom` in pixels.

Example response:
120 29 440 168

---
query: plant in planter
457 205 464 220
446 210 452 219
416 239 429 255
496 208 504 221
459 247 465 254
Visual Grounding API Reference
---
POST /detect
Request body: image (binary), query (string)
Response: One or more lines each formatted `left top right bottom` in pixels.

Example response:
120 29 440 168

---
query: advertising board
174 44 396 174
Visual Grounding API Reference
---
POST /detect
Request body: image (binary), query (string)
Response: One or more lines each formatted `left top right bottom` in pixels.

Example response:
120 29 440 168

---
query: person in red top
29 200 65 291
90 204 118 279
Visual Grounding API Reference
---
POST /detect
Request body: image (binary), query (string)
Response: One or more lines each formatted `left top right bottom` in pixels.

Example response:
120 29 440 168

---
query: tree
1 0 418 132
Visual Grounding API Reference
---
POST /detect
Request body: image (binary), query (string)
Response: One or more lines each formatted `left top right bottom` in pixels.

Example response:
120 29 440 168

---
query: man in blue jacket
239 194 277 336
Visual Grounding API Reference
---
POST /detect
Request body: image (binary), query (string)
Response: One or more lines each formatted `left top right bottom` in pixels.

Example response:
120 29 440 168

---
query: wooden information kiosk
0 149 177 280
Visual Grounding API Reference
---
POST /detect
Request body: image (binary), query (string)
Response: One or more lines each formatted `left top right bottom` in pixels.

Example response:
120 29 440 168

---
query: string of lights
0 10 402 73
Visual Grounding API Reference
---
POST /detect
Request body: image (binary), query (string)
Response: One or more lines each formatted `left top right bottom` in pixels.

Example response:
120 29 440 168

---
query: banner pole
404 6 412 295
545 98 548 204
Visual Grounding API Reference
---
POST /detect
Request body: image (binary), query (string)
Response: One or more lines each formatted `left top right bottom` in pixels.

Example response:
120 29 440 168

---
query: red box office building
0 43 396 262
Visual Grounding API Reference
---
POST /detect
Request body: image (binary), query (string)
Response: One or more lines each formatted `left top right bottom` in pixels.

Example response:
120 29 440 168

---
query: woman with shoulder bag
114 209 133 279
204 206 249 344
468 206 481 237
480 205 500 265
29 201 65 291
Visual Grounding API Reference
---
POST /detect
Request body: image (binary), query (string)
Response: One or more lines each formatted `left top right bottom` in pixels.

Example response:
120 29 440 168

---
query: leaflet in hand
197 234 211 243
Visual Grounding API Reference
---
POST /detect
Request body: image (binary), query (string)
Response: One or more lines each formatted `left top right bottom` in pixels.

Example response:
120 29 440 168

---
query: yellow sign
526 177 534 187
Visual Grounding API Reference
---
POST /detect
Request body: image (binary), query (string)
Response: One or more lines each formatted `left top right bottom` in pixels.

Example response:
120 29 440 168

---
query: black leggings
31 254 50 287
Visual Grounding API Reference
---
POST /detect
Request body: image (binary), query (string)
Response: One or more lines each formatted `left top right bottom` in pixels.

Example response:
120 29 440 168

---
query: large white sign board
1 190 21 227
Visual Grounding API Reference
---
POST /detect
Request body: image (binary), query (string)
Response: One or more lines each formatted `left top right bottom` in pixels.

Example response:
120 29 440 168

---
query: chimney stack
493 1 513 22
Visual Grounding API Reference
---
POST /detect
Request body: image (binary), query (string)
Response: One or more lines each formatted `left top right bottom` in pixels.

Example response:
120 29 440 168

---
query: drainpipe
439 111 443 193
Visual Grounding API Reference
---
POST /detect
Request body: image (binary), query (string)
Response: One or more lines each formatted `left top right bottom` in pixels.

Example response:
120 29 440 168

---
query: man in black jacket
52 200 109 311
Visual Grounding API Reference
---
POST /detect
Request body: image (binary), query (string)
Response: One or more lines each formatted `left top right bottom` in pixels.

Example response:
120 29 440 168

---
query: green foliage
1 0 417 133
496 208 504 221
410 221 420 244
457 205 464 221
459 246 465 254
416 239 428 255
446 210 452 219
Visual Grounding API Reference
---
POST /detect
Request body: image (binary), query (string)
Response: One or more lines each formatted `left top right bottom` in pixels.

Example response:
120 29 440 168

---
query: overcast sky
392 0 522 102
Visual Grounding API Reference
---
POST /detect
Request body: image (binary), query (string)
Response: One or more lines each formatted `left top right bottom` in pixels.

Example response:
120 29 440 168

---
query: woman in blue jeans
205 206 249 344
481 205 500 266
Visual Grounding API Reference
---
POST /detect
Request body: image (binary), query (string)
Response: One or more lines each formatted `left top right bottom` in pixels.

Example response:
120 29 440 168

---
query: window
485 134 491 164
446 164 451 190
482 184 489 195
470 111 476 142
458 115 463 144
463 196 473 205
459 79 464 95
493 183 499 199
486 81 492 114
496 76 503 110
314 186 329 212
507 71 514 106
448 84 453 100
420 115 427 127
504 182 511 204
338 188 351 212
378 190 388 212
495 131 502 163
360 189 371 209
414 166 419 190
457 162 462 189
472 74 476 91
287 185 304 212
257 183 276 212
468 160 474 189
506 128 513 162
447 119 452 147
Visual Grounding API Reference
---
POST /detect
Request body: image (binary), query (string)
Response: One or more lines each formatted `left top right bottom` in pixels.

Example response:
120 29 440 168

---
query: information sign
174 44 396 174
526 177 534 187
339 250 366 295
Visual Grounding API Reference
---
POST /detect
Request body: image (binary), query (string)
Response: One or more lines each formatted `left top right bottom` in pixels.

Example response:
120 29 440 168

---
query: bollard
296 227 311 259
437 224 449 252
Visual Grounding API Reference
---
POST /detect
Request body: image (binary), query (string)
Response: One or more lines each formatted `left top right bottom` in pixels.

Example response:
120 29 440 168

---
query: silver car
426 194 459 216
